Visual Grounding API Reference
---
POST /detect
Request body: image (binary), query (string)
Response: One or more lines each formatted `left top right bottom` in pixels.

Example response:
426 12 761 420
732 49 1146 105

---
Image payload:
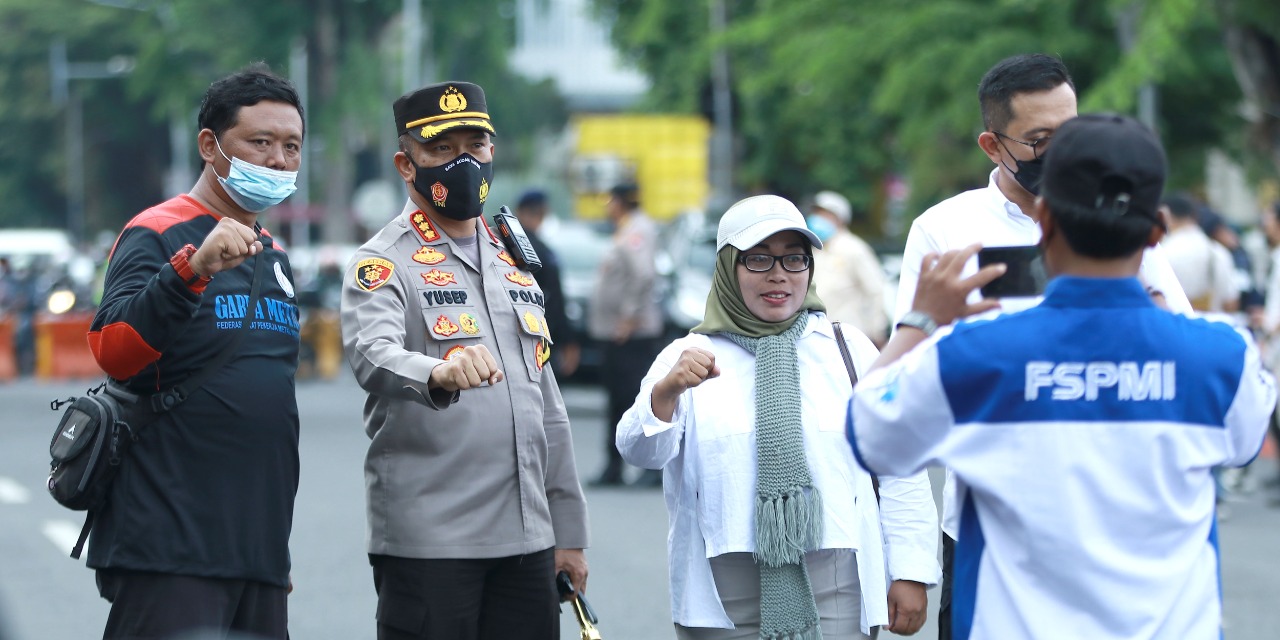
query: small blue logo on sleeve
879 373 900 403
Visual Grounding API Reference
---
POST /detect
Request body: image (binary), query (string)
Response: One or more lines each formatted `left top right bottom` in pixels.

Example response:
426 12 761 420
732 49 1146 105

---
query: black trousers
601 337 662 467
96 569 288 640
938 533 954 640
370 549 558 640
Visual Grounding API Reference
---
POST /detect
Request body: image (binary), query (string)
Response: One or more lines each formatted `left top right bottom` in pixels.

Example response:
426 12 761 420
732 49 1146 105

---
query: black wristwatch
895 311 938 337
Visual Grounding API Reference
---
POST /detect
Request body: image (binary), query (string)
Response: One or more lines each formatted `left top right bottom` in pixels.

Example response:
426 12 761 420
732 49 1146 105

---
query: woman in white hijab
616 195 940 639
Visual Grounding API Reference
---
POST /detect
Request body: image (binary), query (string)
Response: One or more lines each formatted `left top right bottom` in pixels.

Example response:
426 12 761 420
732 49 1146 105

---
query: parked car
539 217 612 381
656 210 718 337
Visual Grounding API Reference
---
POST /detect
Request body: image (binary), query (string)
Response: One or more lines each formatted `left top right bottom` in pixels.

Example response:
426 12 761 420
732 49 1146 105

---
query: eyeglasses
994 131 1052 159
737 253 811 273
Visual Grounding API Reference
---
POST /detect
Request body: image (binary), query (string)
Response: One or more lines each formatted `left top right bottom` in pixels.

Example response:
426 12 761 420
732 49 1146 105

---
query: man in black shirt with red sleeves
87 64 305 640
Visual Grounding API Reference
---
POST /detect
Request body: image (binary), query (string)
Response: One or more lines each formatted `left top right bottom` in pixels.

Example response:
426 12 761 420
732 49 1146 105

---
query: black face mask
411 153 493 221
996 137 1046 196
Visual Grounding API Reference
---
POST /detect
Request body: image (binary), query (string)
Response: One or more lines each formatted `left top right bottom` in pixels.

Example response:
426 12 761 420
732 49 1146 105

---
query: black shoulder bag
48 252 265 559
832 321 879 500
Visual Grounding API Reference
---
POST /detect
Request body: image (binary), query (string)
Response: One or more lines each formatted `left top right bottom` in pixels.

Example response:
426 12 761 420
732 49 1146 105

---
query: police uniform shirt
849 276 1276 640
340 209 589 559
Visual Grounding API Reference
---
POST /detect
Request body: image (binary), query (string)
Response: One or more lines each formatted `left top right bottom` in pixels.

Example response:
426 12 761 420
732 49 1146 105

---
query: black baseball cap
516 189 548 210
393 81 495 143
1042 114 1166 221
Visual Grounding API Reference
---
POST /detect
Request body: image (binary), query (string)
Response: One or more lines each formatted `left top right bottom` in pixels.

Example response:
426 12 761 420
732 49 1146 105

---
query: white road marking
0 476 31 504
42 519 85 560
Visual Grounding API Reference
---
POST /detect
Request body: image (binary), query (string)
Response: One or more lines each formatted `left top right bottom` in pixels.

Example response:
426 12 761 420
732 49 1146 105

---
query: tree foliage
0 0 565 242
596 0 1254 235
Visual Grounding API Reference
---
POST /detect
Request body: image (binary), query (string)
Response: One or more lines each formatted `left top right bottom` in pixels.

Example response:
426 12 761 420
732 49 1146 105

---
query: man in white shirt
853 113 1275 640
808 190 889 345
893 53 1192 640
1160 193 1239 312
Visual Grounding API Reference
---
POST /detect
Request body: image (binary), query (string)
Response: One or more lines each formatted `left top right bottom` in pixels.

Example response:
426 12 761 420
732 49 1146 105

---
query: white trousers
674 549 875 640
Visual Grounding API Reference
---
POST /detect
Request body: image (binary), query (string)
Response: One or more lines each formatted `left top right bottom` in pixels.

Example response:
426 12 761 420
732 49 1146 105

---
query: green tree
0 0 564 244
595 0 1247 237
1215 0 1280 181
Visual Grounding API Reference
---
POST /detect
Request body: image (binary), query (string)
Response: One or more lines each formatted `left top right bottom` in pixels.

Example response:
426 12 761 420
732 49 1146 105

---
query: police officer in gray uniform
340 81 590 640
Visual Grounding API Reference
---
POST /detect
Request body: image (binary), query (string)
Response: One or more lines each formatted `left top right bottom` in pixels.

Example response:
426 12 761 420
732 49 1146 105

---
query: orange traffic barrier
0 315 16 382
35 311 102 380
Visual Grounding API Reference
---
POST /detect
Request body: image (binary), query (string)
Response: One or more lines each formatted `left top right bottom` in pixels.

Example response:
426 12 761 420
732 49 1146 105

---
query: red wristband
170 243 212 293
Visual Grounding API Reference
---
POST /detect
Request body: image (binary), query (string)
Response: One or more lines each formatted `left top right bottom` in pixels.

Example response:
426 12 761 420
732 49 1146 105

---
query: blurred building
510 0 649 111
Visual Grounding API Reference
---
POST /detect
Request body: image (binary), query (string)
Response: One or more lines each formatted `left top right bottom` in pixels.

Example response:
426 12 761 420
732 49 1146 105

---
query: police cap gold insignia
394 81 496 143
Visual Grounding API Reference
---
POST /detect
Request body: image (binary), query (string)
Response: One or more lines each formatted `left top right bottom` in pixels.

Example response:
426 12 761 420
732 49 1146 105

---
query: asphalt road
1 374 1278 639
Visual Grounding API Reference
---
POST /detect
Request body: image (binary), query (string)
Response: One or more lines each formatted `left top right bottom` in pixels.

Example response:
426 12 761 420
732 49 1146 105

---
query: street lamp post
49 39 134 246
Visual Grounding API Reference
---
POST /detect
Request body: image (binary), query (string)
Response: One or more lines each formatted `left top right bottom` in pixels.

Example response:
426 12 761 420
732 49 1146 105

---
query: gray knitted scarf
724 312 823 640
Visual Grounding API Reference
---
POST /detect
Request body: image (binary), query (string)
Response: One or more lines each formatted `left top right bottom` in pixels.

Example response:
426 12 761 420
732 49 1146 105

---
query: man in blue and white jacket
849 114 1275 640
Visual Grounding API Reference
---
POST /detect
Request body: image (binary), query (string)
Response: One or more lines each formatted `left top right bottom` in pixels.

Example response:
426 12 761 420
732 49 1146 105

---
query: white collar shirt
615 313 940 633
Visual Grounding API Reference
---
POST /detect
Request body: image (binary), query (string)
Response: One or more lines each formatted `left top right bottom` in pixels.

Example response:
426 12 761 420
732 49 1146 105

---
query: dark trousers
96 569 288 640
601 337 661 469
938 533 954 640
370 549 558 640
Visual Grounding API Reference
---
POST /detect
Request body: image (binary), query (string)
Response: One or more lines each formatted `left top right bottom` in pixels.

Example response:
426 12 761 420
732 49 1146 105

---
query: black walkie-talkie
493 206 542 273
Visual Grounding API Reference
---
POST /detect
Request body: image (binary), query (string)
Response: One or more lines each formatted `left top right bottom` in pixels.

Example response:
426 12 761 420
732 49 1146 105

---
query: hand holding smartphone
977 245 1047 298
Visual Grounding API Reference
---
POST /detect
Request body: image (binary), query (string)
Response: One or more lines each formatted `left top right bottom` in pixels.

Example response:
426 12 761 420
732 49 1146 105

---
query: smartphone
493 206 543 273
978 245 1047 298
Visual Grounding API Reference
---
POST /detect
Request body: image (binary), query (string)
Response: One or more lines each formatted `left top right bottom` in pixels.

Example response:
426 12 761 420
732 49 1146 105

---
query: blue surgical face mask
806 214 838 243
215 138 298 213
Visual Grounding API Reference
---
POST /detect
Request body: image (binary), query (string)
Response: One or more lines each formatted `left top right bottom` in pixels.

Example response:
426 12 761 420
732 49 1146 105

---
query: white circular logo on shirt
274 261 295 298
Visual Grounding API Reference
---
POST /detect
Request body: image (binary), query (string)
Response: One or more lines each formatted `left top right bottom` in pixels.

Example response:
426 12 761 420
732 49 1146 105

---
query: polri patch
421 269 457 286
412 246 447 265
535 337 552 371
355 258 395 292
505 271 534 287
523 311 542 335
433 314 460 337
459 313 480 335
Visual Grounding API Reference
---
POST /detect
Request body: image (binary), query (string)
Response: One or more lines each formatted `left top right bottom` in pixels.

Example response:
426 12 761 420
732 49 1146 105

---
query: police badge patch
412 246 447 265
421 269 457 286
355 258 395 292
433 315 461 337
535 337 552 371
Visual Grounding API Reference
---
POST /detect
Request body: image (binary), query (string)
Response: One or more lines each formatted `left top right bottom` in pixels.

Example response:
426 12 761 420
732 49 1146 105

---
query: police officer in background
588 183 665 486
340 81 590 640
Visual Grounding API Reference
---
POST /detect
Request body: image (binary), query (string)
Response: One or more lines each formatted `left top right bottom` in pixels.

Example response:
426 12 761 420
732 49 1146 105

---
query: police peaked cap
394 81 496 143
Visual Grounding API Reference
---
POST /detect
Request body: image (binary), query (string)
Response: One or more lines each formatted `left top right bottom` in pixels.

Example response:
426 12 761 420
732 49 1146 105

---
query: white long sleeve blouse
616 313 940 633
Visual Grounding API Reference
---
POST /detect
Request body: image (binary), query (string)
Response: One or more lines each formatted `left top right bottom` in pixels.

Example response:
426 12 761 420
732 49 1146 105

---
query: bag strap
833 321 878 499
150 249 267 413
832 321 859 387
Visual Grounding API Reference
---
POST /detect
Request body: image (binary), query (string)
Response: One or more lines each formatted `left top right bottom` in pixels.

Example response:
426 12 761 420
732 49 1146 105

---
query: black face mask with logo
411 153 493 221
